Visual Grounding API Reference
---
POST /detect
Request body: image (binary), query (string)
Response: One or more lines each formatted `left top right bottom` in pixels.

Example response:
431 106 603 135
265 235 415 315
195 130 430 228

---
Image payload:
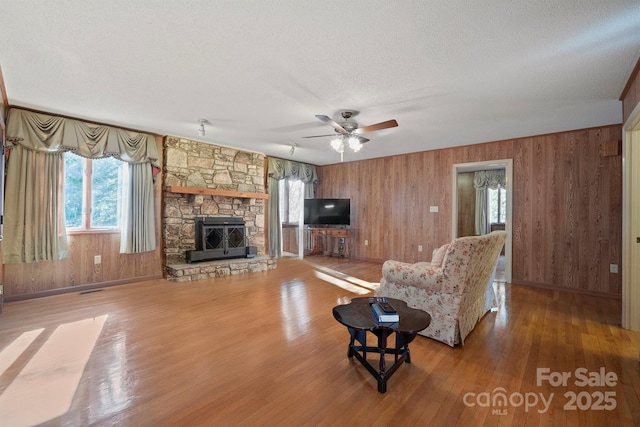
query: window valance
6 108 159 166
473 169 506 190
268 157 318 183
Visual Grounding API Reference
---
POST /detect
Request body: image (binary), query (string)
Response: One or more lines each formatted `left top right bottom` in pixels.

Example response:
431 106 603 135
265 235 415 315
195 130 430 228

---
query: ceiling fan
303 111 398 161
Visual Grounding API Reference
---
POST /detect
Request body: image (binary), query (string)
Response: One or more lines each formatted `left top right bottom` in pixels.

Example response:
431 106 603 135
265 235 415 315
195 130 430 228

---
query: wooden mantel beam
166 186 269 200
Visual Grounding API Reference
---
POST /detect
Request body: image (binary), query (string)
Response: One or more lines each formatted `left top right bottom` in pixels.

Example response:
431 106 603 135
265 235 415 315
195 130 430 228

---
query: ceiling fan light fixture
348 136 362 152
308 111 398 160
330 137 344 153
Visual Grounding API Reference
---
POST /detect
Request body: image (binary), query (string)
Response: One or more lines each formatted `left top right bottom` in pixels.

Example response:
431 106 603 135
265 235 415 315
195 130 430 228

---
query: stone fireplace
162 136 275 280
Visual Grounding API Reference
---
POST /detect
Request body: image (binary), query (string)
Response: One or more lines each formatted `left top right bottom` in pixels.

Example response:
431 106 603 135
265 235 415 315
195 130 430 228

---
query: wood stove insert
186 217 248 263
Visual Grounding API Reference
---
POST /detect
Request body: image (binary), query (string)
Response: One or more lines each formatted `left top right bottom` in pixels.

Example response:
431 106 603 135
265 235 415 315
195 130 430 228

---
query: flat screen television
304 198 351 226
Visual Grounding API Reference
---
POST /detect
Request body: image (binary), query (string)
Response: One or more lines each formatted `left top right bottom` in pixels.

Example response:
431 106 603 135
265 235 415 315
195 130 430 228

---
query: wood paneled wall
3 136 164 300
456 172 476 237
513 127 622 296
317 125 622 297
3 233 162 298
282 225 299 255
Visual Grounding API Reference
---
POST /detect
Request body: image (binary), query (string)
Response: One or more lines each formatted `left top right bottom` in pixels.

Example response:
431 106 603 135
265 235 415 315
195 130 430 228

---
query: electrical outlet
610 264 618 273
429 206 438 212
418 245 423 252
364 240 369 246
94 255 102 265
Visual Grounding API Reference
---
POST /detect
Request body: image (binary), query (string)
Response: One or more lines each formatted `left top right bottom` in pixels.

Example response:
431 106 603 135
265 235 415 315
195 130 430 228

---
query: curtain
4 108 160 262
267 157 318 258
3 146 68 263
267 157 318 182
474 169 506 235
5 108 159 163
303 182 314 199
120 162 156 253
267 176 281 258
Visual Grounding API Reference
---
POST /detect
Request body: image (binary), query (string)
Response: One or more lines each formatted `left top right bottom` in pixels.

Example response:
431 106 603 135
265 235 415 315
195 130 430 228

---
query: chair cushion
431 243 450 266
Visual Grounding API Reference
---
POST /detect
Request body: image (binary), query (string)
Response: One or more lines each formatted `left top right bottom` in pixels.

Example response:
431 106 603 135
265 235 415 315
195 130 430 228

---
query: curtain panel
267 157 318 258
473 169 506 236
3 146 68 263
120 162 157 254
4 108 159 262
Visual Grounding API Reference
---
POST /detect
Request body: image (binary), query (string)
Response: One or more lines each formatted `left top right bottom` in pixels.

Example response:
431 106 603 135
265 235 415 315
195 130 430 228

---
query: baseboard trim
512 280 622 300
4 275 164 302
351 256 385 263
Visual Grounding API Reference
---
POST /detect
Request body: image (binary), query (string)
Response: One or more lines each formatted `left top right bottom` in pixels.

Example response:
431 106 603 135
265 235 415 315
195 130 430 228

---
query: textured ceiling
1 1 639 165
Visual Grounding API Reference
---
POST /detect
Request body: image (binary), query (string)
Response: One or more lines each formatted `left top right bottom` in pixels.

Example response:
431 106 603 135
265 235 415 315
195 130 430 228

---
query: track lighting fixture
197 119 208 137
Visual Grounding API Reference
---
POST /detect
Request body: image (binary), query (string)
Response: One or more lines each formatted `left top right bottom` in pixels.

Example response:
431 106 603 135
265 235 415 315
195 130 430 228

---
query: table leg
348 327 367 359
377 329 389 393
396 333 415 363
394 334 399 363
378 330 387 373
342 328 419 394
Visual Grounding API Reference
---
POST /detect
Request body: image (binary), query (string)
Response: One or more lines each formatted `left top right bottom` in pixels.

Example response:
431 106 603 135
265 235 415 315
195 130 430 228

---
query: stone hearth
165 256 275 282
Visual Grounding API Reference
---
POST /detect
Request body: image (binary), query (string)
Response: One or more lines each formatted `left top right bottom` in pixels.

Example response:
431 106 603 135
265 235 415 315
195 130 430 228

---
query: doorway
452 159 513 283
279 179 304 258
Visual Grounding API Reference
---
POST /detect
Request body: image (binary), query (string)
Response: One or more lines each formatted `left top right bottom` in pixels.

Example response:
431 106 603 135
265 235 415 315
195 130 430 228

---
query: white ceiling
1 1 639 166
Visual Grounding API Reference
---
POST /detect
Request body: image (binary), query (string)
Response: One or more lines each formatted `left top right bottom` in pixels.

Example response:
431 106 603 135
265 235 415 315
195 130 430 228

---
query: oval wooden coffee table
333 297 431 393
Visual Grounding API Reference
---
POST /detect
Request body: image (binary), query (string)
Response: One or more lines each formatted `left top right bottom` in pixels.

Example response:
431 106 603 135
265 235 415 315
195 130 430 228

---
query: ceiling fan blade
355 119 398 134
301 134 339 139
315 115 347 133
357 136 370 143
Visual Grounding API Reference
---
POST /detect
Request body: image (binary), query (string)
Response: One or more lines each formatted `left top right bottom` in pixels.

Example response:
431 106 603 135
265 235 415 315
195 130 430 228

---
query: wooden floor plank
0 256 638 426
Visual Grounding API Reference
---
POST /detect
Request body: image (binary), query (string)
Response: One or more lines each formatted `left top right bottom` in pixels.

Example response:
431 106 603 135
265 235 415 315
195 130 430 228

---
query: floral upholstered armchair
375 231 507 347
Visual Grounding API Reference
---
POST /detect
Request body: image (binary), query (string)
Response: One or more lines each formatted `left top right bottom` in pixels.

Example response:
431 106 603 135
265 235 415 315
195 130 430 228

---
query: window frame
279 178 303 225
488 186 507 225
65 154 123 234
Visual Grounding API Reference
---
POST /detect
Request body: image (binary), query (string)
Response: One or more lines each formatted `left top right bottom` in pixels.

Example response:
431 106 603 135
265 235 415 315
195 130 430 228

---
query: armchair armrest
381 260 445 292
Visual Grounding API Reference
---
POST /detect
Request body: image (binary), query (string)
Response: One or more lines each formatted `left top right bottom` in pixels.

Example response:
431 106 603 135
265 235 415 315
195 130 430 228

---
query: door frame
452 159 513 283
622 101 640 332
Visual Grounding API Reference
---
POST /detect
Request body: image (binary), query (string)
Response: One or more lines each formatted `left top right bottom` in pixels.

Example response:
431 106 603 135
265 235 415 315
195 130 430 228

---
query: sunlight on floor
311 265 379 295
280 281 311 341
493 282 509 327
0 315 108 427
0 329 44 377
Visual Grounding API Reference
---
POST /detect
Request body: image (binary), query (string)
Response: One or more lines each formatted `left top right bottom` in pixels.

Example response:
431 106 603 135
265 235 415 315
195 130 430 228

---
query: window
64 153 124 230
279 179 303 224
488 186 506 224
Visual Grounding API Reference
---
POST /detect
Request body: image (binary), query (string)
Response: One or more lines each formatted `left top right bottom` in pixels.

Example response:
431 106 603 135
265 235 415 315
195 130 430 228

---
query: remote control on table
377 300 396 313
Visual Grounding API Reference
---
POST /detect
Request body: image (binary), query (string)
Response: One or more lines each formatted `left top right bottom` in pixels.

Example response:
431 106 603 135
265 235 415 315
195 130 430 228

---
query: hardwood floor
0 257 638 426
